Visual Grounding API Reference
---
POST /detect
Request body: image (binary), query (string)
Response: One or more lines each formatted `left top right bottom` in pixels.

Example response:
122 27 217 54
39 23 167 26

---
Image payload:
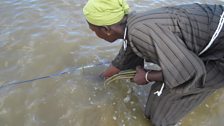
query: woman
83 0 224 125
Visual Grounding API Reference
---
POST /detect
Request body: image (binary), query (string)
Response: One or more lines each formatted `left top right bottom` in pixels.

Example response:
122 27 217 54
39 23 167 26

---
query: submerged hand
133 66 148 85
100 65 120 79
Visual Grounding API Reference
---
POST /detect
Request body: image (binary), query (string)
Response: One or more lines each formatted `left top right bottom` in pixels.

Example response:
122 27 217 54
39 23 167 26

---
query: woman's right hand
100 65 120 79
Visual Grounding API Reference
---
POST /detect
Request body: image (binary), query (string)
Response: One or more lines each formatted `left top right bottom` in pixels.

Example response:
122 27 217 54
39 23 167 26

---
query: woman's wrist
145 71 151 83
145 70 163 82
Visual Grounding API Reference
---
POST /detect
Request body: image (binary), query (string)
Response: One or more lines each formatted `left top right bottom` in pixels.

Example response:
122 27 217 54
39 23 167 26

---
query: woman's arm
101 41 143 79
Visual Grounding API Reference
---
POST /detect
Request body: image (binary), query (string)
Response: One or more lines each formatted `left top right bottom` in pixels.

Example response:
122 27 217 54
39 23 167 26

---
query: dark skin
88 21 163 85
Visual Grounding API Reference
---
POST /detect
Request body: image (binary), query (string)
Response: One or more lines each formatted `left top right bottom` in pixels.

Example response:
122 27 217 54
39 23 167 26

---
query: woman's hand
100 65 120 79
133 66 148 85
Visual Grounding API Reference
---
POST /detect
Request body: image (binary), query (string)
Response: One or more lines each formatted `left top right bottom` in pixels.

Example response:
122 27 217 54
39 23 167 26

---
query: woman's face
88 24 119 43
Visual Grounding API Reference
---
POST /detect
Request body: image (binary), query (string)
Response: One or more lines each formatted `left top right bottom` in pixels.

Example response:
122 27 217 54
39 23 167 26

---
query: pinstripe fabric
112 3 224 126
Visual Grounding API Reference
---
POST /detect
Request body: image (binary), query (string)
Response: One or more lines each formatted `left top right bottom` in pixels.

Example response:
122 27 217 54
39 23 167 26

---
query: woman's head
83 0 129 26
83 0 129 42
88 16 128 42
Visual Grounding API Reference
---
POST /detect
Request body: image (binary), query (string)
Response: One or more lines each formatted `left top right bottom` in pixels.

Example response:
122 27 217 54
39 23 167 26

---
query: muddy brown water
0 0 224 126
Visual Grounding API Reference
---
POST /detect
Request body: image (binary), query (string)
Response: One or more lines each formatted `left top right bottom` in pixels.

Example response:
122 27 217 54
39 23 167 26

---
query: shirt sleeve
112 43 143 70
129 23 206 93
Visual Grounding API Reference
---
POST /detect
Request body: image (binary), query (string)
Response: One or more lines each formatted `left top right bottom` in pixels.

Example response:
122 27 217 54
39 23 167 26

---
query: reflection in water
0 0 224 126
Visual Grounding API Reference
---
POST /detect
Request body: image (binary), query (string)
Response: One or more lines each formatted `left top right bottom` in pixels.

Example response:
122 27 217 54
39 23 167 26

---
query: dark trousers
145 82 214 126
144 59 224 126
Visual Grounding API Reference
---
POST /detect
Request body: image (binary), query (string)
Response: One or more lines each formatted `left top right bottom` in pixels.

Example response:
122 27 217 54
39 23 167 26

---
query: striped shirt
112 4 224 125
112 3 224 91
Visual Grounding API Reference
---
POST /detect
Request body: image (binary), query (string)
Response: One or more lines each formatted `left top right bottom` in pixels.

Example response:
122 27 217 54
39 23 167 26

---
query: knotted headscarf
83 0 129 26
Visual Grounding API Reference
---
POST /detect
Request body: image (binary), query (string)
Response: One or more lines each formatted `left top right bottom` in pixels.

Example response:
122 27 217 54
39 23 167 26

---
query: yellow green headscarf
83 0 129 26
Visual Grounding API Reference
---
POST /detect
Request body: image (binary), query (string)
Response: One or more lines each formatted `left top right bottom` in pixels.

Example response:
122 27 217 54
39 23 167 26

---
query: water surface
0 0 224 126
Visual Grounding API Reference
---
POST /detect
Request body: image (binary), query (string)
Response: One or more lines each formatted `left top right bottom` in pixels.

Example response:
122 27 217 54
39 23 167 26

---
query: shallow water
0 0 224 126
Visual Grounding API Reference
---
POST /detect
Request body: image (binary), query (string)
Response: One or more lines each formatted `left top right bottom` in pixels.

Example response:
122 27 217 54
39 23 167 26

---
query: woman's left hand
133 66 148 85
